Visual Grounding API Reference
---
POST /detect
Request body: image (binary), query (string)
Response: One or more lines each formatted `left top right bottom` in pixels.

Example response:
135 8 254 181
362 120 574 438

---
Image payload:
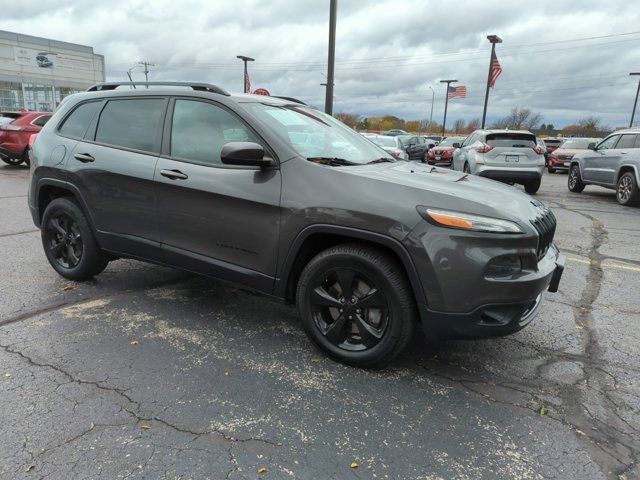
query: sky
2 0 640 128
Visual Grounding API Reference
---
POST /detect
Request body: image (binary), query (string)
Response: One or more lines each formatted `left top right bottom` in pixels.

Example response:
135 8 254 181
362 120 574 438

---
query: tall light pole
481 34 502 128
440 79 457 137
137 61 155 82
428 86 435 133
325 0 337 115
630 72 640 127
236 55 255 93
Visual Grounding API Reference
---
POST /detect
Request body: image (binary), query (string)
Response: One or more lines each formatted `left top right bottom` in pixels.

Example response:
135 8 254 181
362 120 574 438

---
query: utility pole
137 61 155 82
236 55 255 93
440 79 457 138
325 0 337 115
428 86 435 133
481 35 502 128
630 72 640 127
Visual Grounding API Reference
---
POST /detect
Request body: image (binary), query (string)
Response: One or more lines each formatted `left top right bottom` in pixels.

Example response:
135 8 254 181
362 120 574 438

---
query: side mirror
221 142 274 167
428 143 435 149
452 142 461 148
588 142 596 150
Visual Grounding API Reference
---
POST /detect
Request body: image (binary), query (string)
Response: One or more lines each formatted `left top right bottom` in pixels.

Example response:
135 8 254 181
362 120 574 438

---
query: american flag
489 50 502 88
244 72 251 94
448 85 466 100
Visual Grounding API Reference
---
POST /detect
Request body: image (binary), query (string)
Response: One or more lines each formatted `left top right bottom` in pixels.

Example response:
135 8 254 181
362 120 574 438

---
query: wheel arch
275 224 427 309
36 179 96 232
616 164 640 184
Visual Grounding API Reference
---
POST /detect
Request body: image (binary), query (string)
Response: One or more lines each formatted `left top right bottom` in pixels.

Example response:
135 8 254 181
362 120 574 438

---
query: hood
552 148 581 157
432 146 455 153
339 161 546 227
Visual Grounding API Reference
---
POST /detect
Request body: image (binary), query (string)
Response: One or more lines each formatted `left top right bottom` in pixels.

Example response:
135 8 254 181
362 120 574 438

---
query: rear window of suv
486 133 536 148
59 101 102 139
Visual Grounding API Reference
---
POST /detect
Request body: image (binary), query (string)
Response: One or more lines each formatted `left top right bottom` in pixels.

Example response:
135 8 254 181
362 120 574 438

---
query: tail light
28 134 37 148
427 150 435 159
533 145 544 155
390 150 401 159
475 143 493 153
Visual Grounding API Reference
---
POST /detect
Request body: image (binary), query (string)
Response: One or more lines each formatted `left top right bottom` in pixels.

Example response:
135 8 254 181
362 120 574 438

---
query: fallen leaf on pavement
4 373 11 378
310 358 321 363
140 424 151 430
538 405 549 415
62 284 75 291
258 467 267 474
25 465 35 472
351 462 359 468
130 340 140 345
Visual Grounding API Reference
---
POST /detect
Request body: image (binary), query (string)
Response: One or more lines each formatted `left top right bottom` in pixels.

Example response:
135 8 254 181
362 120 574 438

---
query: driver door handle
74 153 95 163
160 169 188 180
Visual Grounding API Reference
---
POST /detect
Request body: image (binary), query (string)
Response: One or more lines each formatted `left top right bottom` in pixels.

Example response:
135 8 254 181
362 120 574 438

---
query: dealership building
0 30 105 112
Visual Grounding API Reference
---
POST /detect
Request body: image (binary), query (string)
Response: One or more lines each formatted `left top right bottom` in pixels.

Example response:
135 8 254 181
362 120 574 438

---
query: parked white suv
452 129 546 194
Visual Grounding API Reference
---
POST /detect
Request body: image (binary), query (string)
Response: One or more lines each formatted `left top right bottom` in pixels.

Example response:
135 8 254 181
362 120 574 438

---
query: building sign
13 47 94 71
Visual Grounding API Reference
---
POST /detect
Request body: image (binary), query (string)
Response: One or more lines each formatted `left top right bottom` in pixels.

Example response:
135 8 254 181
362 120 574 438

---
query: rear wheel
525 178 541 194
0 153 24 166
568 164 585 193
616 172 640 206
547 166 555 174
41 198 109 280
297 244 416 368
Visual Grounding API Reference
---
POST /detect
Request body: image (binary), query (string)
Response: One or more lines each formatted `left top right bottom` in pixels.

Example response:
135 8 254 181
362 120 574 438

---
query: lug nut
351 297 356 304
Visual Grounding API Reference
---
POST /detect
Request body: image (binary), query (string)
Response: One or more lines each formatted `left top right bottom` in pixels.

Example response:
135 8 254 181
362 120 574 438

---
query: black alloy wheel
568 164 585 193
310 268 388 351
297 244 416 367
44 213 83 269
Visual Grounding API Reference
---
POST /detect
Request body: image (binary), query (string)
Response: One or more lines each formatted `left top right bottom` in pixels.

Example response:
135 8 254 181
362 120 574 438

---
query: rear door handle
74 153 95 163
160 169 188 180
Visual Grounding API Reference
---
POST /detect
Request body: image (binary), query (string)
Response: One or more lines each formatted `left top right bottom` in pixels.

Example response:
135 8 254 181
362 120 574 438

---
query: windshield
560 138 594 149
439 137 465 147
486 133 536 148
244 103 394 164
372 136 397 148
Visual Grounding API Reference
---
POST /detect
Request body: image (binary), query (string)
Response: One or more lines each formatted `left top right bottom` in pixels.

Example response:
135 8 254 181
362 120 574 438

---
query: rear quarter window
486 133 536 148
59 101 102 139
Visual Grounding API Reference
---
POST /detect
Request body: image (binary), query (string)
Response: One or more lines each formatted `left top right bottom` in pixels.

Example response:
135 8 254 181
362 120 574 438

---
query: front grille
530 208 556 260
558 155 573 160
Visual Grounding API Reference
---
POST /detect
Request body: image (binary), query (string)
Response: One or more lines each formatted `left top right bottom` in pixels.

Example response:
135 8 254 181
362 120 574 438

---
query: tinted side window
59 101 101 138
597 135 619 150
635 135 640 148
32 115 51 127
170 99 260 165
615 134 637 149
95 99 165 153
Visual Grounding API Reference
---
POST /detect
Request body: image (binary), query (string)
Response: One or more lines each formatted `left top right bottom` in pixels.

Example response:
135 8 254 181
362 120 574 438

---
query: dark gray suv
28 82 564 367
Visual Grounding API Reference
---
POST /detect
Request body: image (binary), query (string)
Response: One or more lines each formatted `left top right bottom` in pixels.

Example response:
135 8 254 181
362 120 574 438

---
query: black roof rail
271 96 307 105
86 82 230 96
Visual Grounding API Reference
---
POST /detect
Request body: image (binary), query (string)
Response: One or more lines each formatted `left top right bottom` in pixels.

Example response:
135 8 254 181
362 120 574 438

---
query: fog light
485 255 522 278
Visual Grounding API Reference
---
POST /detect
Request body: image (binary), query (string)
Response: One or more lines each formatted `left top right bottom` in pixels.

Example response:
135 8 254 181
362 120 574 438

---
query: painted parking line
567 256 640 273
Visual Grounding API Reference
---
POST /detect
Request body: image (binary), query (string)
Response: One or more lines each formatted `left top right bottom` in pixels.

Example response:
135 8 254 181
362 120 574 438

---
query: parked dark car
400 135 429 161
28 81 564 367
548 138 600 173
568 129 640 206
426 136 466 167
0 110 52 165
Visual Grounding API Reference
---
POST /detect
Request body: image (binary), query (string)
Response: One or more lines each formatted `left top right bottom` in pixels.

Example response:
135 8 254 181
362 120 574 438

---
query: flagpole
481 35 502 129
236 55 255 93
440 79 457 138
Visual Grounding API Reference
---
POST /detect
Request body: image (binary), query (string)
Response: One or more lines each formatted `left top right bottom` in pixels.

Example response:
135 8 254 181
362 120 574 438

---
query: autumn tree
562 117 610 137
491 107 542 130
334 113 361 129
452 118 466 133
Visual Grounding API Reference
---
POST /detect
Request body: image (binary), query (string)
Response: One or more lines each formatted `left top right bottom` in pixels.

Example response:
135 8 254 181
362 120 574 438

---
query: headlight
417 207 523 233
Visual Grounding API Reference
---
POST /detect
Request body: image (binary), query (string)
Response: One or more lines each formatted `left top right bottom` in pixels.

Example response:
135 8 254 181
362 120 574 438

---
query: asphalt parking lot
1 164 639 480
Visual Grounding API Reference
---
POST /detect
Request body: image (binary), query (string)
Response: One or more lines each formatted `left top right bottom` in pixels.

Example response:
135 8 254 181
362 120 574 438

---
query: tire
547 166 555 174
1 153 24 166
463 162 471 174
296 244 417 368
22 148 30 167
525 178 541 194
41 197 109 280
616 172 640 207
568 164 585 193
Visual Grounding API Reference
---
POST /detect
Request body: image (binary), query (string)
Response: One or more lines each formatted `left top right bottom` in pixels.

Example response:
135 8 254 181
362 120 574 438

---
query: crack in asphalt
0 228 39 238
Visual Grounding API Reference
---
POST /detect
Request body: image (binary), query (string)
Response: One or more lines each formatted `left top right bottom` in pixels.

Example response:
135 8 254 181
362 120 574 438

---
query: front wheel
547 166 555 174
525 178 541 194
568 164 585 193
1 154 24 166
616 172 640 206
296 244 416 368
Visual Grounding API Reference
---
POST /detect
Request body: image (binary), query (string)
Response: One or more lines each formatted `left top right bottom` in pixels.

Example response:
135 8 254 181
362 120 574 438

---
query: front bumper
548 157 572 170
476 165 544 183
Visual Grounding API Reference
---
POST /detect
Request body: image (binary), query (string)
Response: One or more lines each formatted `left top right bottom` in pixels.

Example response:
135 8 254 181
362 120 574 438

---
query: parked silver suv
452 129 546 194
568 129 640 206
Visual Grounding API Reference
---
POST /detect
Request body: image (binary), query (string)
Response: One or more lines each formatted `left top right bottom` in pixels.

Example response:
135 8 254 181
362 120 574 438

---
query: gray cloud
1 0 639 127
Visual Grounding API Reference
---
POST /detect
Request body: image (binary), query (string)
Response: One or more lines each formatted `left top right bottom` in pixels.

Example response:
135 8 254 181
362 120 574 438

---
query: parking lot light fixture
439 79 457 137
630 72 640 128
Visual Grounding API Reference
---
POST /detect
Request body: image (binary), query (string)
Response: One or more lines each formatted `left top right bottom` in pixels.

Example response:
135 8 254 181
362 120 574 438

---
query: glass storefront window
0 81 24 111
24 83 54 112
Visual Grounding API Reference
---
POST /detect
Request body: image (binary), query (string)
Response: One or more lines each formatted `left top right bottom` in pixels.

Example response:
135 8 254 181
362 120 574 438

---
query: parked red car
425 136 466 167
547 137 600 173
0 110 52 166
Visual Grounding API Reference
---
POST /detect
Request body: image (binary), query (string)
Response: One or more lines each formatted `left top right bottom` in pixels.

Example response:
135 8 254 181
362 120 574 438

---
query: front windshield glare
561 139 590 149
245 103 394 164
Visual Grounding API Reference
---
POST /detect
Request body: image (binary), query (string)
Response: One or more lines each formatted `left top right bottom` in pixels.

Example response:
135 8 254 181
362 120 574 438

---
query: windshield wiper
307 157 360 166
366 157 395 164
